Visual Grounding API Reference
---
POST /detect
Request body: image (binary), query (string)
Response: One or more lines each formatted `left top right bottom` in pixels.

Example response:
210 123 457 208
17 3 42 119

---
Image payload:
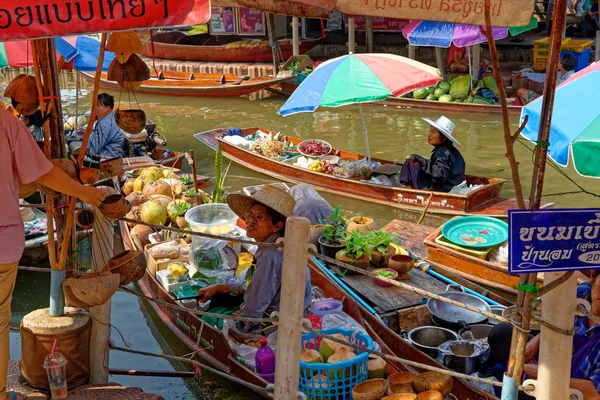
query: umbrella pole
467 46 473 91
359 103 371 162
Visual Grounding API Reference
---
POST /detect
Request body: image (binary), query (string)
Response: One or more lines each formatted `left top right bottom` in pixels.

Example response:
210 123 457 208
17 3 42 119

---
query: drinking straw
50 338 59 376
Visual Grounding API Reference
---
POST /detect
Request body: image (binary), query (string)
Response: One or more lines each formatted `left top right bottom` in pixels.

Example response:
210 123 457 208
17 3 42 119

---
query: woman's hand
198 283 228 303
523 363 538 379
80 186 105 207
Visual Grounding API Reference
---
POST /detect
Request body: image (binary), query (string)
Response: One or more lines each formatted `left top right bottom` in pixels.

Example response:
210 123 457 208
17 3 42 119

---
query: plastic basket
296 71 309 83
299 328 373 400
561 49 591 72
561 39 592 53
533 49 549 72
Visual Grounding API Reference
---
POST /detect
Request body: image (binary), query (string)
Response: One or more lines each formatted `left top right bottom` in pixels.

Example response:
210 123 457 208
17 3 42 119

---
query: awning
0 38 78 69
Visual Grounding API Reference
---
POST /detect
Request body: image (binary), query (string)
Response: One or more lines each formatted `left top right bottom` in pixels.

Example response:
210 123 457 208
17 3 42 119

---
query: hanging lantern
106 31 143 64
107 55 150 89
114 109 147 134
4 75 40 116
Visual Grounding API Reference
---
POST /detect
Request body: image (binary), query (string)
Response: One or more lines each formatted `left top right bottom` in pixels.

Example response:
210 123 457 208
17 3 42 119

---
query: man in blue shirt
87 93 124 159
516 54 578 105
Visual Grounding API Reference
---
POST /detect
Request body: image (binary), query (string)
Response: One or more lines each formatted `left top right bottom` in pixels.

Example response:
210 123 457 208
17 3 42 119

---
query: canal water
10 79 600 399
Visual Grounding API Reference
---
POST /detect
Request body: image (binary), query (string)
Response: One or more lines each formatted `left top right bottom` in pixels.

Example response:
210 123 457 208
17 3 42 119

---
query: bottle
255 338 276 383
43 352 68 399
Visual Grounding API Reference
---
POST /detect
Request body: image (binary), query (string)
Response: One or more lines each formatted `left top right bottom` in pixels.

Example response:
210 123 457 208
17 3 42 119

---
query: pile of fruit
406 75 500 105
299 140 332 157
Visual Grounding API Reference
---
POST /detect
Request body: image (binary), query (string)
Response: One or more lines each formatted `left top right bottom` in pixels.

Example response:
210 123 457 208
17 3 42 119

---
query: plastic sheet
449 180 484 194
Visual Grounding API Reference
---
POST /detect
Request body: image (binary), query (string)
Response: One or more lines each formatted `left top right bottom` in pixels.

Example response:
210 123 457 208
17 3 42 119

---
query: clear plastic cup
43 352 68 399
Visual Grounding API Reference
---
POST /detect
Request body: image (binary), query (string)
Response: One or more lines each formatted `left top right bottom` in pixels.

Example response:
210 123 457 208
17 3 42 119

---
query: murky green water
10 75 600 399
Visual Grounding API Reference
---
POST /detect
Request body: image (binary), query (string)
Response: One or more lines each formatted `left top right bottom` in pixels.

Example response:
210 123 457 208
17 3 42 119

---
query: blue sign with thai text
509 208 600 274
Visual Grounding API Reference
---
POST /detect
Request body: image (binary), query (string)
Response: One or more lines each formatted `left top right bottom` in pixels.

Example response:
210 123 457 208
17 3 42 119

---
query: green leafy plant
211 145 231 204
321 205 347 244
173 201 191 217
366 230 398 253
184 188 198 197
342 229 372 260
179 174 194 186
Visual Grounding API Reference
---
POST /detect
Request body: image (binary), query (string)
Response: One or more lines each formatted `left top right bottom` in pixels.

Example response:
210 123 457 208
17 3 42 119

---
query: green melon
465 95 474 103
427 86 437 95
438 95 453 103
438 81 451 93
413 88 429 99
425 94 437 101
433 88 445 99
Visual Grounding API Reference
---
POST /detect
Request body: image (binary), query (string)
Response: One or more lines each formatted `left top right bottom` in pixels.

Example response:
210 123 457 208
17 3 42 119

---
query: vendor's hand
523 364 538 379
232 311 240 317
80 186 105 207
197 283 228 303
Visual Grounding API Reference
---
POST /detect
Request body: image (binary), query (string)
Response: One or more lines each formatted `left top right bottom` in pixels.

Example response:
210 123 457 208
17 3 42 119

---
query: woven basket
114 109 146 134
4 74 40 115
98 194 131 220
63 272 120 308
106 31 143 62
103 250 145 285
107 54 150 84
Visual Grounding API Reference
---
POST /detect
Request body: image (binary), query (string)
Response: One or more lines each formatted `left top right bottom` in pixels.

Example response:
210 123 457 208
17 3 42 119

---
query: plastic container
373 268 399 287
434 235 493 260
43 352 68 399
561 49 591 72
311 299 343 318
299 328 373 400
255 338 276 383
184 203 238 235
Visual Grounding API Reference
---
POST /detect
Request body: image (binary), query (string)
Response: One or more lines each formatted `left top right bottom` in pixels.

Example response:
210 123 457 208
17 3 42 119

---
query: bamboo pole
273 217 311 399
365 16 374 53
434 47 446 81
408 45 416 60
292 16 300 56
348 17 356 54
188 150 201 206
266 13 279 75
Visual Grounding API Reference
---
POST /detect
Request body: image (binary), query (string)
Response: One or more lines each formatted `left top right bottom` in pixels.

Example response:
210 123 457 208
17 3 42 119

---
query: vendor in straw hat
198 185 312 334
399 116 465 192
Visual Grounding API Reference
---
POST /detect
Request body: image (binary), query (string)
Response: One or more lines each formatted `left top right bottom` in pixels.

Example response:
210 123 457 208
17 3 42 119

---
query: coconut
167 199 191 223
176 216 188 230
130 224 154 247
307 374 332 389
125 206 141 228
133 175 152 192
122 178 136 196
327 347 357 380
368 355 387 379
142 180 172 197
319 333 351 362
161 168 178 179
301 349 323 364
140 200 168 225
140 166 163 182
161 178 184 195
150 194 173 209
126 192 147 208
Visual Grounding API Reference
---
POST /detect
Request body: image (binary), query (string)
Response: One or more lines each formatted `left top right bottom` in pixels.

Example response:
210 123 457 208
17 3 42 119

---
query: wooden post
365 16 374 53
187 150 201 206
534 272 578 399
472 44 481 81
596 31 600 61
347 17 356 54
266 13 279 75
292 16 300 56
408 45 416 60
273 217 310 400
89 208 114 384
435 47 446 80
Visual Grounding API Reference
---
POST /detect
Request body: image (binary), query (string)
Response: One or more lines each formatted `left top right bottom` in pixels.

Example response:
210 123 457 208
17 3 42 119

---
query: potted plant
179 174 194 191
318 206 347 258
346 215 377 234
181 188 201 206
367 230 398 267
335 229 372 272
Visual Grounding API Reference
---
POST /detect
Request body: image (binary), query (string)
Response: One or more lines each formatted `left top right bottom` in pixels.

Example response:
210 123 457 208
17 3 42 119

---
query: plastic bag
321 311 381 352
449 181 484 195
468 372 498 396
223 320 278 370
488 242 509 265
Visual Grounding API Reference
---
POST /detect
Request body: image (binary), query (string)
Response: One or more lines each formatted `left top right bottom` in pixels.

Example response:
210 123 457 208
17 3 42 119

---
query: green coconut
319 333 349 362
140 199 168 225
301 348 323 364
140 166 163 182
367 354 387 379
327 347 356 380
167 199 191 224
133 175 152 192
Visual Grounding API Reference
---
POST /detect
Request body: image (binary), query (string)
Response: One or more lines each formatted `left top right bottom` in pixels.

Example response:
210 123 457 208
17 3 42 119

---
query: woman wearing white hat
198 185 312 334
398 116 466 192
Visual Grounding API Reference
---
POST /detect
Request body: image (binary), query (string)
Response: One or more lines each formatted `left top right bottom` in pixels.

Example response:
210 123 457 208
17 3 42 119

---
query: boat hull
141 38 321 63
195 128 526 217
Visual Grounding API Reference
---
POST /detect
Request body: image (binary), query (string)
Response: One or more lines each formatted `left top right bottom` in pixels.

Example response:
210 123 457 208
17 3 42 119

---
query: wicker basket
115 109 147 134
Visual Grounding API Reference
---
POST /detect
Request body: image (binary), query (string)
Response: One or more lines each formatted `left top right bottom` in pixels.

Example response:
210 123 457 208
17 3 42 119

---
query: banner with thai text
336 0 535 27
214 0 335 18
508 208 600 274
349 15 409 31
0 0 210 41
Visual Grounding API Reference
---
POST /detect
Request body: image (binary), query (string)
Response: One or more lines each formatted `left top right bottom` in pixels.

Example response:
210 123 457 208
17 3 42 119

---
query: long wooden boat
269 81 523 117
79 70 289 98
195 127 552 217
140 31 321 63
119 215 499 399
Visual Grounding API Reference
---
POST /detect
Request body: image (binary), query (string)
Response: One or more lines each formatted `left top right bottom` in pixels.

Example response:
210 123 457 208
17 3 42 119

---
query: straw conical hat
227 184 295 220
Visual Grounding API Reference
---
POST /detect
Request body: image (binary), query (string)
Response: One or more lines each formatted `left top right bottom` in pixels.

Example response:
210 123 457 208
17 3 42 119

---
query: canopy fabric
0 0 210 41
213 0 336 18
521 62 600 178
65 36 116 72
0 38 78 69
279 53 440 116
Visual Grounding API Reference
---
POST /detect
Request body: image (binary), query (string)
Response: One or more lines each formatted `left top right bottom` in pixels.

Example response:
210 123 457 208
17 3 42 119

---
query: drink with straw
43 340 68 399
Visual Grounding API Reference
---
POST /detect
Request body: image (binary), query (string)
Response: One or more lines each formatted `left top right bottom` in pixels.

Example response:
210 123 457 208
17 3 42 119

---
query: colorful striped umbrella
278 53 440 159
521 62 600 178
0 39 78 69
402 17 538 48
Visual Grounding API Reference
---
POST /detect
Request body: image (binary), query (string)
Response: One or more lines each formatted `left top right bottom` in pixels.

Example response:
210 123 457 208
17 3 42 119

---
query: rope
119 286 277 323
109 344 274 396
578 303 600 327
119 218 283 249
304 326 504 388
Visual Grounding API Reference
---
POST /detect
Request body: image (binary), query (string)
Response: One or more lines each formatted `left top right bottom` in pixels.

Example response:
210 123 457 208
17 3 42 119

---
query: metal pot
427 285 491 330
438 339 490 375
459 324 494 340
407 326 459 358
488 305 507 325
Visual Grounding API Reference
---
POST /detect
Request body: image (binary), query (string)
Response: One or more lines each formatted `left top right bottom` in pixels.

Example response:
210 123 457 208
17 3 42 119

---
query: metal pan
427 285 491 328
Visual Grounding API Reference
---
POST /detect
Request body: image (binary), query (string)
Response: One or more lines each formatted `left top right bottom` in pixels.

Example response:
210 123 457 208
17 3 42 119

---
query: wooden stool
20 307 91 391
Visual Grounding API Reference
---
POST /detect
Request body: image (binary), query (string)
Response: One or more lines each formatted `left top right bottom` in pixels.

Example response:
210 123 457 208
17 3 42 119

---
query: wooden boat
140 31 322 63
424 222 549 298
269 81 523 117
195 127 552 217
119 215 500 399
79 70 289 98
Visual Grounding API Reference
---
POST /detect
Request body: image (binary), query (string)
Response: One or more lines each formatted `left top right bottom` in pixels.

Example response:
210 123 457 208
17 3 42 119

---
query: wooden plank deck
337 220 444 315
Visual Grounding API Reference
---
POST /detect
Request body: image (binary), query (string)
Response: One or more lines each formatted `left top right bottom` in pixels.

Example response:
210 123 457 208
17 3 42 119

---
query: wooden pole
292 16 300 56
187 150 201 206
434 47 446 80
348 17 356 54
266 13 279 75
89 208 114 384
596 31 600 61
472 44 481 82
273 217 310 400
366 16 374 53
408 45 416 60
534 272 578 399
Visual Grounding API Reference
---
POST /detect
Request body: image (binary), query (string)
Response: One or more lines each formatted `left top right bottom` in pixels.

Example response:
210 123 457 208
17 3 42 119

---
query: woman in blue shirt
87 93 124 159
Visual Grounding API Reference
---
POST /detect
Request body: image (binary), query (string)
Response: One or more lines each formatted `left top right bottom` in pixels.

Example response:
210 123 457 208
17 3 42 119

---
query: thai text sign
508 208 600 274
0 0 210 41
336 0 535 27
348 15 409 31
213 0 335 19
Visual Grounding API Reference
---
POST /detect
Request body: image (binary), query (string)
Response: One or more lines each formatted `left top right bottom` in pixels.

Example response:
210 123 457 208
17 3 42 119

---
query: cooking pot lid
428 292 490 324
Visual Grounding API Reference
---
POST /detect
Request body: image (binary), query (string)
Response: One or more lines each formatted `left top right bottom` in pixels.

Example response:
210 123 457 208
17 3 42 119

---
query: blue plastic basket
296 71 309 83
299 328 373 400
561 49 591 72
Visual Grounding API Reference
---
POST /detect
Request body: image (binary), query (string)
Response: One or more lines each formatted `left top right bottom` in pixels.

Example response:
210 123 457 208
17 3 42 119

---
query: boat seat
157 71 165 80
220 75 226 85
189 73 195 81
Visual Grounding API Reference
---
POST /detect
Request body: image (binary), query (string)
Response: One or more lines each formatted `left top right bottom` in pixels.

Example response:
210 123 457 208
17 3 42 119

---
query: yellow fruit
390 243 409 256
